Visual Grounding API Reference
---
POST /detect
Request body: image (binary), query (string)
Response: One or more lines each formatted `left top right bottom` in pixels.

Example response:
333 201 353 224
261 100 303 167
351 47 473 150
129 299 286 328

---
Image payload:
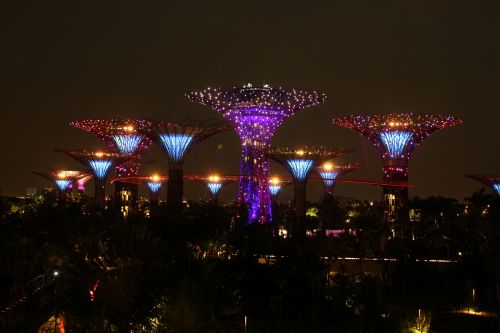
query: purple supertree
69 119 154 212
145 120 230 214
465 175 500 196
33 170 91 203
267 146 352 237
56 150 134 207
186 84 327 224
332 113 462 228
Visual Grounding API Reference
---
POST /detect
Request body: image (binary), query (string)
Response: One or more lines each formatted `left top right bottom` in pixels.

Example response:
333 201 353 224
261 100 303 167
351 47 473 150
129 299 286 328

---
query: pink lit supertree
187 84 327 224
33 169 91 202
56 150 134 207
332 113 462 230
465 175 500 196
69 119 154 210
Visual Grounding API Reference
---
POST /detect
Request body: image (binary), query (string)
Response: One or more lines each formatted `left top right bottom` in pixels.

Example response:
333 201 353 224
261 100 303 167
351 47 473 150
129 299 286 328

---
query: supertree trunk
168 163 184 215
94 179 106 207
294 180 307 238
382 161 409 237
239 145 271 224
321 189 335 233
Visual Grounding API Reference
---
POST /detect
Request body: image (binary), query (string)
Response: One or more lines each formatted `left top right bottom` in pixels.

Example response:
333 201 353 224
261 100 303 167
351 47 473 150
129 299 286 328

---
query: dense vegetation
0 190 498 332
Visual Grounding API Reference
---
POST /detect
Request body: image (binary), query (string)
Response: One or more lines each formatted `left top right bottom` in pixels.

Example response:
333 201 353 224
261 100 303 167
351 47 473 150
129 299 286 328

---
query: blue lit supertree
69 119 154 213
145 120 230 214
186 84 327 224
191 174 237 202
333 113 462 230
33 170 91 203
465 175 500 196
267 146 352 237
56 150 134 207
316 161 362 232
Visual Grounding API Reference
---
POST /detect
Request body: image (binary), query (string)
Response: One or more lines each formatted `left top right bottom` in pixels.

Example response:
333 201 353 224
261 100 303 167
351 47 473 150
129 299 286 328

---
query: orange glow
57 171 67 179
150 174 161 182
125 125 134 132
95 151 104 158
59 316 65 333
208 174 220 183
296 150 305 156
269 177 280 185
322 162 334 171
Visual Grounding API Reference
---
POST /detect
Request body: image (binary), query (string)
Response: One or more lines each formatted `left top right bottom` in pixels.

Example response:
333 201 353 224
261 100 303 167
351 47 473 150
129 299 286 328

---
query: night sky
1 0 499 203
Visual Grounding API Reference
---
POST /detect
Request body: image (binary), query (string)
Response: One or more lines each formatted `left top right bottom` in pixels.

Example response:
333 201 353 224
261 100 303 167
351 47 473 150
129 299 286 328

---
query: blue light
379 131 413 157
269 185 281 196
88 160 113 179
493 184 500 195
113 135 142 154
319 171 339 187
55 179 71 191
287 159 314 180
147 182 162 193
159 134 193 162
207 183 222 195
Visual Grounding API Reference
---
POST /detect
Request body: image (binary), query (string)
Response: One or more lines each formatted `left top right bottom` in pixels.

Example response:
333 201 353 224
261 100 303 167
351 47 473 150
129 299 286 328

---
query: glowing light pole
187 84 327 224
333 113 461 234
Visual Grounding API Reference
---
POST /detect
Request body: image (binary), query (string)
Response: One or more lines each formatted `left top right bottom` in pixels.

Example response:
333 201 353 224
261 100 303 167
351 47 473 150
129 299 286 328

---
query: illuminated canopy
147 182 162 193
113 135 143 155
89 160 113 180
159 134 193 162
287 159 314 181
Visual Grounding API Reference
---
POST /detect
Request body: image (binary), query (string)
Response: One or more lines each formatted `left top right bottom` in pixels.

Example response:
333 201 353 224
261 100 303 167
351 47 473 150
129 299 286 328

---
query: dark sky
1 0 499 202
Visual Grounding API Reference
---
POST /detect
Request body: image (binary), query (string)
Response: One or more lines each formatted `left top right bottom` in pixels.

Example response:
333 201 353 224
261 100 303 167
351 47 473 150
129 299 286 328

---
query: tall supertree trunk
168 163 184 215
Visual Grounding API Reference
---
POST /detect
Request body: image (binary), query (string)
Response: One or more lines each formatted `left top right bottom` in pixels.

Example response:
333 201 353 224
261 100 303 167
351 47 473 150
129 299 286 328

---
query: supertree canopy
268 146 352 237
34 169 91 201
186 83 327 224
69 119 153 156
56 150 134 207
332 113 461 226
465 175 500 196
146 119 230 213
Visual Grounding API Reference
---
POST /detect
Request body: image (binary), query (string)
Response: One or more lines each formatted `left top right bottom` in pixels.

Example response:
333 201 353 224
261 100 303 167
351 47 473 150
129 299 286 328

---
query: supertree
186 83 327 224
316 161 363 232
268 176 284 199
56 150 134 207
465 175 500 196
33 170 90 202
69 119 154 211
190 174 237 201
332 113 462 230
316 161 364 197
267 146 352 237
145 119 230 214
